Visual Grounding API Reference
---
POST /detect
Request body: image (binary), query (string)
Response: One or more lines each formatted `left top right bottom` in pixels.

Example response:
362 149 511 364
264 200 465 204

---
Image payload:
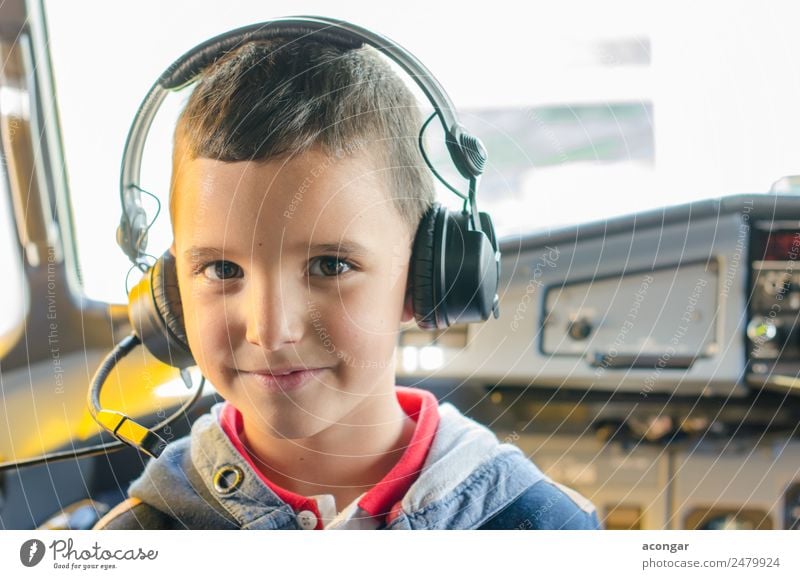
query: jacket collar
129 387 545 530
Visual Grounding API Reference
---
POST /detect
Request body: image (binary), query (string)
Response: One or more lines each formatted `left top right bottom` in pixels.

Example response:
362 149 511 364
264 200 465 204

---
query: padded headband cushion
160 25 361 89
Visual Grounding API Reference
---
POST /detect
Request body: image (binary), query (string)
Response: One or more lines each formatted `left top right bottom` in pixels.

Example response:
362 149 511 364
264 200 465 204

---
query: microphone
87 333 205 459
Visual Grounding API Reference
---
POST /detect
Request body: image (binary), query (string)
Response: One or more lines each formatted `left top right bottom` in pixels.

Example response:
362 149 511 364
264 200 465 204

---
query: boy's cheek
334 291 404 334
182 313 231 370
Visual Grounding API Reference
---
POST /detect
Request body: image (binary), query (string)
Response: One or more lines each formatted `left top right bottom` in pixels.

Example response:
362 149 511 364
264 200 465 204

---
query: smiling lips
247 367 322 376
243 367 327 393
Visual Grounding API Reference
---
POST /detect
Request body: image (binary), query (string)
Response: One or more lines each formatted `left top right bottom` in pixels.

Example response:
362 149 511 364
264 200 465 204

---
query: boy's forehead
171 147 408 250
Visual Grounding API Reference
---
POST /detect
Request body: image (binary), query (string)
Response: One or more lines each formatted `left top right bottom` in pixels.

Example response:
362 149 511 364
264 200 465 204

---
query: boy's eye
309 256 353 277
201 260 243 281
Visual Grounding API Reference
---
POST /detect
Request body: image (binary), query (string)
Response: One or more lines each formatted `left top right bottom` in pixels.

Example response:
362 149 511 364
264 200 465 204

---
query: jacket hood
127 393 548 530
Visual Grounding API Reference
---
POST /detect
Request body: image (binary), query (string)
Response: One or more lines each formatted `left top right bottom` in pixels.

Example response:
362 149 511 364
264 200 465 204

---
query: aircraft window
0 162 25 344
41 1 800 303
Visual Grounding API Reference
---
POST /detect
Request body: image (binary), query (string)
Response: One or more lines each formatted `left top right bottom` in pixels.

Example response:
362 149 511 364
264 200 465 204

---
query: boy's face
169 146 415 440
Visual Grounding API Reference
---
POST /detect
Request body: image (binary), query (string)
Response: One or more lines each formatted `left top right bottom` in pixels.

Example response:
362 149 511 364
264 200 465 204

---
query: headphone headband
118 15 486 266
158 17 457 121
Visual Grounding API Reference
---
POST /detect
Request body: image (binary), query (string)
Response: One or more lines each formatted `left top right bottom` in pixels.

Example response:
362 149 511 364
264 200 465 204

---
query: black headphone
118 15 501 371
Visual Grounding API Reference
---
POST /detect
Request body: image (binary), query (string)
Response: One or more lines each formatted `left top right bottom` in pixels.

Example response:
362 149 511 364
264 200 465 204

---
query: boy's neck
239 387 417 509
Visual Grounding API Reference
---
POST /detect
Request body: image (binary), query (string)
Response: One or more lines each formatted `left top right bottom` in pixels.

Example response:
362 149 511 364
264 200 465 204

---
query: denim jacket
95 396 602 530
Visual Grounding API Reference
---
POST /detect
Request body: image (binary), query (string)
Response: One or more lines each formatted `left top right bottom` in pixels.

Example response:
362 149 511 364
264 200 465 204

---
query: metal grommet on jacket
213 465 244 494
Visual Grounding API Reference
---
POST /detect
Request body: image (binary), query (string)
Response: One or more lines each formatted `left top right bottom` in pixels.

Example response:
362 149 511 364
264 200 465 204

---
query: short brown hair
170 37 435 235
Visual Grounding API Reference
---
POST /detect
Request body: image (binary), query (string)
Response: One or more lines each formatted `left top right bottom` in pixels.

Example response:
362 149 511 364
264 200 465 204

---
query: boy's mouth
244 366 326 376
241 367 328 393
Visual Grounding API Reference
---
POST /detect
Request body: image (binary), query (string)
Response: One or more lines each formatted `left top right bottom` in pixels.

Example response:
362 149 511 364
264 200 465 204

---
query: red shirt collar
219 386 440 528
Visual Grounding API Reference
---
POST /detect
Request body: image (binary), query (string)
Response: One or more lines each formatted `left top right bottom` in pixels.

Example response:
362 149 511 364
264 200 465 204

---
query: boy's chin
255 415 338 441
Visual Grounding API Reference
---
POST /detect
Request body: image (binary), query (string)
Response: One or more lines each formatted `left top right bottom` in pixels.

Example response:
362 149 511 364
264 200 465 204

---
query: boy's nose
243 278 304 351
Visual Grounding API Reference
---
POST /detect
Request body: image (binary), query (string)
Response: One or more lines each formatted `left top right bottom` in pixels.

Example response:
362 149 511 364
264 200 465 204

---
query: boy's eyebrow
182 241 371 262
303 241 371 256
182 246 225 263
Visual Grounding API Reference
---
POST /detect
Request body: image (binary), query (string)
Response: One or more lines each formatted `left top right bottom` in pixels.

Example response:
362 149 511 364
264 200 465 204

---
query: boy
95 36 601 530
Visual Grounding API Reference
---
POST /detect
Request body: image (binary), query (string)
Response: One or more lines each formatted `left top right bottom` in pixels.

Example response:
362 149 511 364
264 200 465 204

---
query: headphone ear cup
128 249 195 368
152 251 192 354
411 203 501 330
411 203 445 330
